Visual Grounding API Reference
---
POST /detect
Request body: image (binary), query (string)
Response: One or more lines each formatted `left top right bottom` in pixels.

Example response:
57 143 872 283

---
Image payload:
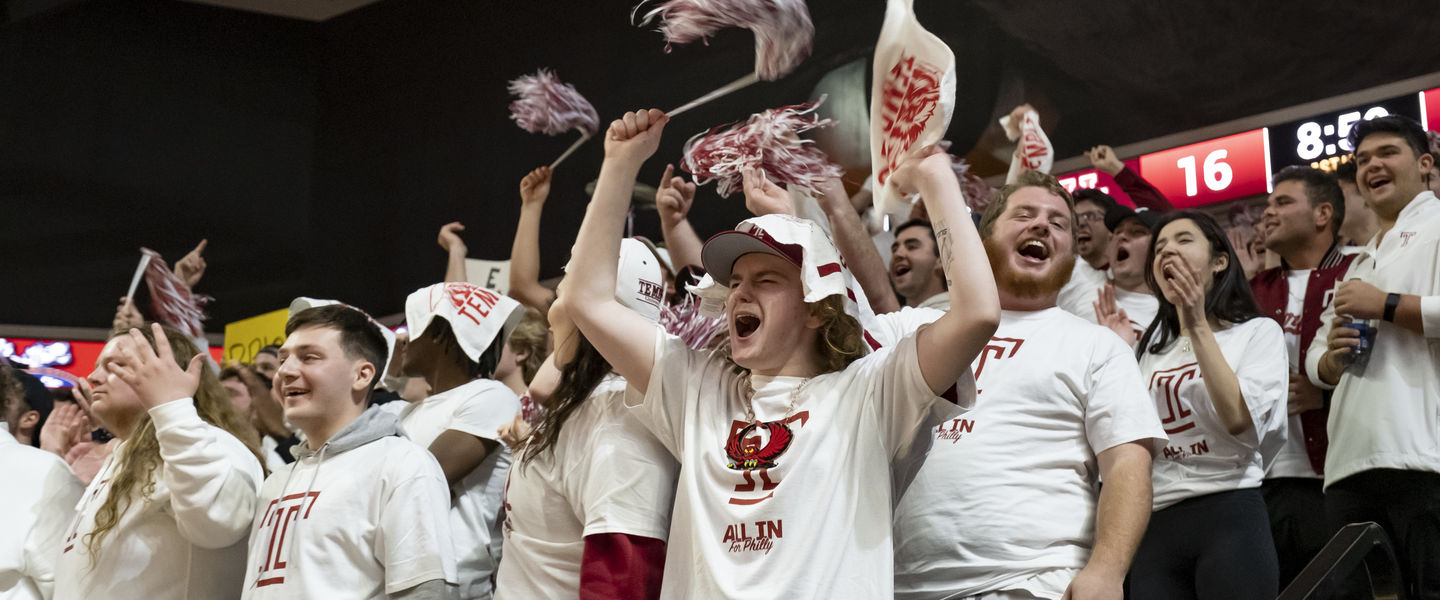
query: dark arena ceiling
4 0 1439 330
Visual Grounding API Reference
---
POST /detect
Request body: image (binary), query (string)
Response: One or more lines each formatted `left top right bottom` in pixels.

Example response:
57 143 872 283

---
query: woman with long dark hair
494 239 679 600
1129 211 1288 599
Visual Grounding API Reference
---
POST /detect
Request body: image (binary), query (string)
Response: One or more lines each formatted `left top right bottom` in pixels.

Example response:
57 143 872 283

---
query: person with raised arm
893 171 1165 600
509 167 558 318
54 323 265 600
495 238 677 600
557 108 999 598
655 163 704 275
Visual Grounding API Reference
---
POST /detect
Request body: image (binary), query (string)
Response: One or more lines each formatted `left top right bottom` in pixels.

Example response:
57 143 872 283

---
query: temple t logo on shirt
253 491 323 588
1149 362 1200 434
1399 231 1416 246
973 337 1025 394
722 412 809 506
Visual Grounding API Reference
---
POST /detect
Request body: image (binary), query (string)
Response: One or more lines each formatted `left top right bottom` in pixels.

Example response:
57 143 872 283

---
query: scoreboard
1056 85 1440 208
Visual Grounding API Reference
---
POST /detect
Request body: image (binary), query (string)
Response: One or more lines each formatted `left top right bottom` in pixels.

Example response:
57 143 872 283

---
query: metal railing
1278 522 1405 600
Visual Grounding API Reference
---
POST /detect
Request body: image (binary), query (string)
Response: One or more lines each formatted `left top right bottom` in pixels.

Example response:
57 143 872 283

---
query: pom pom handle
549 133 592 169
666 72 760 118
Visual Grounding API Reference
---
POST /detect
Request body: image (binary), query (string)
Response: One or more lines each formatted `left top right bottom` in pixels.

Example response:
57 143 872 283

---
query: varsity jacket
1248 242 1356 474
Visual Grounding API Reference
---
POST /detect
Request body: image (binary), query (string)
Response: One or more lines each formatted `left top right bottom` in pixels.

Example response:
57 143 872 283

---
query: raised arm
1158 255 1252 435
510 167 558 315
815 177 902 315
438 222 469 283
656 164 704 271
894 148 1001 394
559 109 669 393
1088 145 1174 212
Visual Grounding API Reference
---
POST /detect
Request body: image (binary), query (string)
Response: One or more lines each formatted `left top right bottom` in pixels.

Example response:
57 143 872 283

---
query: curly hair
84 324 266 565
809 295 865 373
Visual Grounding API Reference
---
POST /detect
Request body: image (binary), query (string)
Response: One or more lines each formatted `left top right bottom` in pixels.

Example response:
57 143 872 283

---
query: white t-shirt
241 429 455 598
54 399 263 600
1307 192 1440 488
1060 281 1160 343
628 332 958 598
893 308 1167 599
1141 318 1288 510
1266 270 1321 480
495 375 678 599
0 428 83 600
400 378 518 599
1056 260 1109 317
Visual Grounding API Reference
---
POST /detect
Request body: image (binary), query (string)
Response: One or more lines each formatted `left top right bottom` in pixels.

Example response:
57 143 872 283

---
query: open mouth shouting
1017 238 1051 265
733 312 762 339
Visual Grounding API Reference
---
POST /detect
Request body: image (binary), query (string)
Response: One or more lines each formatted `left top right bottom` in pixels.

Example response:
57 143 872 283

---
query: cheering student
495 238 678 600
1249 166 1352 589
893 171 1166 600
399 282 523 600
888 219 950 310
54 323 265 600
1084 205 1164 346
559 108 999 598
1309 115 1440 599
1129 212 1287 600
241 304 456 599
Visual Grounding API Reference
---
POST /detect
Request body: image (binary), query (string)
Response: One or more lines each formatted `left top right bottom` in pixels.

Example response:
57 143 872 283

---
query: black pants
1263 477 1332 591
1327 468 1440 600
1130 488 1278 600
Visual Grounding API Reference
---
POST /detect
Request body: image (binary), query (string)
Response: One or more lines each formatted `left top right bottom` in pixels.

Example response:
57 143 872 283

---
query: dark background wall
0 0 316 327
4 0 1439 331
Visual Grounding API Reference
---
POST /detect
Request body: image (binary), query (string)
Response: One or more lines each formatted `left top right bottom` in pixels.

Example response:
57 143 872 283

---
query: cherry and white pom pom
639 0 812 81
681 99 843 198
660 294 728 350
507 69 600 136
139 248 211 340
508 69 601 167
937 142 994 212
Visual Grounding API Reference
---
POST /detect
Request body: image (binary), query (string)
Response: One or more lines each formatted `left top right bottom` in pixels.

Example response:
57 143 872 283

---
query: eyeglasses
1076 211 1105 224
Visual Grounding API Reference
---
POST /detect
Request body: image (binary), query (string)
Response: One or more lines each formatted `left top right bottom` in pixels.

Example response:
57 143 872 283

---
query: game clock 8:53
1267 94 1423 169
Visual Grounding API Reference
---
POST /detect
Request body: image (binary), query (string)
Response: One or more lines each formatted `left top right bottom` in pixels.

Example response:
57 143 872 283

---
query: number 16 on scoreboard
1138 128 1272 209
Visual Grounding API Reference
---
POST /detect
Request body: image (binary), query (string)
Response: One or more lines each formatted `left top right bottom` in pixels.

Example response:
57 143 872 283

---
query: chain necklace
742 374 812 426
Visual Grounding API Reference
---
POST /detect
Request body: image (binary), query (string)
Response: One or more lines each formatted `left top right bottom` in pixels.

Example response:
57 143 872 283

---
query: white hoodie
52 399 263 600
1 428 83 600
241 406 456 599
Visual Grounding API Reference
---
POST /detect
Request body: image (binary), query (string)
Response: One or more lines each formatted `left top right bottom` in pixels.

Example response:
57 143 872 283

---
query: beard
983 236 1076 300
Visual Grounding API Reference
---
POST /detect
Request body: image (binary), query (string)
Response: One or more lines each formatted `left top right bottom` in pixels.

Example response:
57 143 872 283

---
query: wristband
1383 293 1401 322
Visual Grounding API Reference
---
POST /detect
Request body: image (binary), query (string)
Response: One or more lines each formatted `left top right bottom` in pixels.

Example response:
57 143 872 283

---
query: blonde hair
85 324 266 563
809 295 865 373
508 307 550 385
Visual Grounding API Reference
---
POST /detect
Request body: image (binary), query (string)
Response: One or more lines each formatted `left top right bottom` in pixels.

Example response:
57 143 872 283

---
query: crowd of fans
2 110 1437 600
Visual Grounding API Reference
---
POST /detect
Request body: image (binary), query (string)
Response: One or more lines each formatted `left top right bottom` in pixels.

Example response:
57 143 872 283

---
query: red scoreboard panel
1055 163 1139 208
1138 129 1271 209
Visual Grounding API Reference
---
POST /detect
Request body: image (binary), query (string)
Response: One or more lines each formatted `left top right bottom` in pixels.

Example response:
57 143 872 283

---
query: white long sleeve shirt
1307 191 1440 488
53 398 263 600
0 428 83 600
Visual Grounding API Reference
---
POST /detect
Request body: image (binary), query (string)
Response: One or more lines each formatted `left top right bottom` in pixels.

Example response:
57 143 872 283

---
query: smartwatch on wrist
1383 293 1401 322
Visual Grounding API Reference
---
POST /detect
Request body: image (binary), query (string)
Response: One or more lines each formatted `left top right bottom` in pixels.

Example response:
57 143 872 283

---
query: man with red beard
893 171 1166 600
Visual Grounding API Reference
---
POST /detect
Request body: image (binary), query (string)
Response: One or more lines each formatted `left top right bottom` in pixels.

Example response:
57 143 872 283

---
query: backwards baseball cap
288 297 397 370
405 283 523 364
1105 204 1163 233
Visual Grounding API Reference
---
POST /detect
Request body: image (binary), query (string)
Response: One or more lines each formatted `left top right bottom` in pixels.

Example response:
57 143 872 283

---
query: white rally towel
869 0 956 218
1000 106 1054 184
404 283 524 364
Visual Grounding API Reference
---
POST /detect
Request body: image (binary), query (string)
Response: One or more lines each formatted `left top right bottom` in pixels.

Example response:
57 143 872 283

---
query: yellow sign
223 309 289 363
